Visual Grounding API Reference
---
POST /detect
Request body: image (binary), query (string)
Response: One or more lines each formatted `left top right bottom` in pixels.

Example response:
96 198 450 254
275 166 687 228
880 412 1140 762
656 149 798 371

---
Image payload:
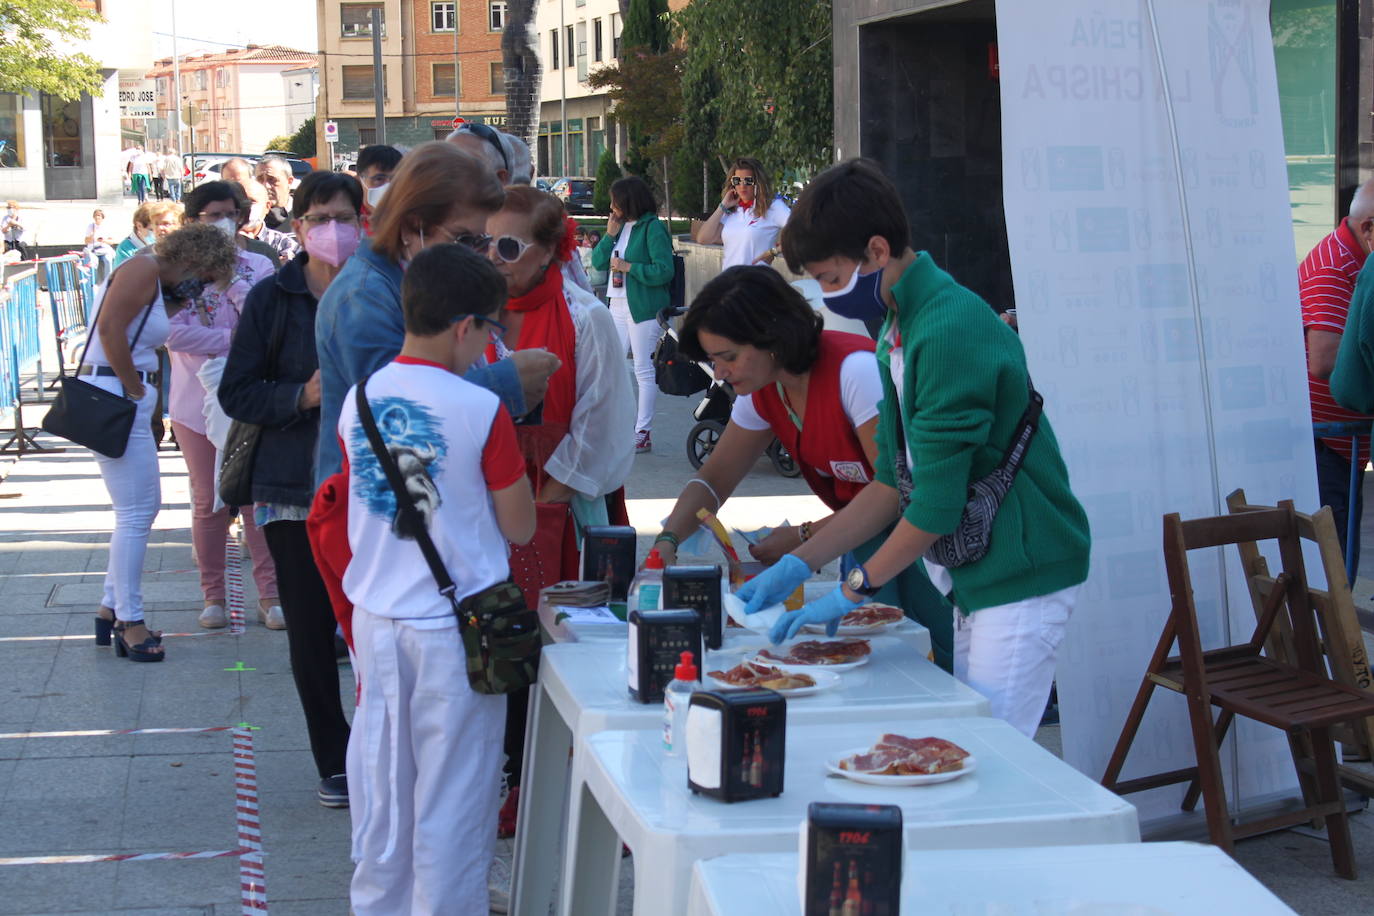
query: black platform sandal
113 621 166 662
97 608 162 648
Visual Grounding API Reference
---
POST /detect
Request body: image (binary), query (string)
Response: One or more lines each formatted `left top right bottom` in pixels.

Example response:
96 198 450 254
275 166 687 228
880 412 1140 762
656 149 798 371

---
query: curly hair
153 223 238 283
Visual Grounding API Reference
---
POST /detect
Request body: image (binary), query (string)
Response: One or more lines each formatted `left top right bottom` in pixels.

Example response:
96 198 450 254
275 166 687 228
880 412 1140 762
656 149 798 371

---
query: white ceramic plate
825 745 977 786
802 603 906 636
705 667 841 697
749 641 872 672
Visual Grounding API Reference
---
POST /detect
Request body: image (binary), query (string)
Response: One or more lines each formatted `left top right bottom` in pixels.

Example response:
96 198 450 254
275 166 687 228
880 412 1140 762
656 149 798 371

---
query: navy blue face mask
822 262 887 322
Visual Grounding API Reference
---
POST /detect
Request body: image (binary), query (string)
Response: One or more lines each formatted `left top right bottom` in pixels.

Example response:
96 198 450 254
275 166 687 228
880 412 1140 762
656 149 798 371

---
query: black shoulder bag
354 377 541 695
218 298 291 507
893 378 1044 569
41 292 155 458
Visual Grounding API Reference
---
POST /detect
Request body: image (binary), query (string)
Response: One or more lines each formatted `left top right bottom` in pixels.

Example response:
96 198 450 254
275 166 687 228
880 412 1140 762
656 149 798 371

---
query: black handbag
894 378 1043 569
40 293 155 459
653 327 711 396
218 299 290 507
354 377 542 695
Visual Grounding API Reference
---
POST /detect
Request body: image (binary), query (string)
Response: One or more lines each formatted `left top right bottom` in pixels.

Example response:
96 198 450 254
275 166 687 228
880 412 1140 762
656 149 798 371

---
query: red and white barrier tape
0 848 252 866
234 726 268 912
225 526 246 635
0 725 237 740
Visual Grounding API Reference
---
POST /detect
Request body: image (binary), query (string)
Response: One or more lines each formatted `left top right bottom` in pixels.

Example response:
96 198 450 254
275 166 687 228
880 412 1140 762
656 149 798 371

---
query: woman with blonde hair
114 201 184 266
85 223 238 661
315 141 558 485
695 156 791 269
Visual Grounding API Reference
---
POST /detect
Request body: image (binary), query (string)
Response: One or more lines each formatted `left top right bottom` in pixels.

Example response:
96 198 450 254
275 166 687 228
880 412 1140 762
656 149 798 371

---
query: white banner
997 0 1317 826
118 78 156 120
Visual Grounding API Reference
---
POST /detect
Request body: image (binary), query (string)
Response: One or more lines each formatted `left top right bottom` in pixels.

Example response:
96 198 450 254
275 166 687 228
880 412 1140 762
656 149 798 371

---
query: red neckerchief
487 264 577 425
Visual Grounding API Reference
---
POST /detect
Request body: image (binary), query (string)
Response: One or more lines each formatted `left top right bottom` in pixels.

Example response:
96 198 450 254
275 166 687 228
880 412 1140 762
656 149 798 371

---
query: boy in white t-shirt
338 243 535 914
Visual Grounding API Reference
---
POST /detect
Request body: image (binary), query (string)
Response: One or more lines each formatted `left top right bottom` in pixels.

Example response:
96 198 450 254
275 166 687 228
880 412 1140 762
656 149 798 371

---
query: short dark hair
610 175 657 221
402 243 507 336
184 180 247 220
679 266 823 375
292 170 364 219
781 159 910 273
357 144 403 175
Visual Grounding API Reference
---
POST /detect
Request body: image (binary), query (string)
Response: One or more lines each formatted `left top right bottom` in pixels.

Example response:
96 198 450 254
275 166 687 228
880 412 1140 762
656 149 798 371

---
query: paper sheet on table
732 523 783 547
551 604 620 624
722 591 786 634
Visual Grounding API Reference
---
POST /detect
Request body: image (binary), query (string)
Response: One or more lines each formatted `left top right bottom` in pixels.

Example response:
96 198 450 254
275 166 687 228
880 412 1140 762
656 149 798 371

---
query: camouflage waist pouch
452 580 542 696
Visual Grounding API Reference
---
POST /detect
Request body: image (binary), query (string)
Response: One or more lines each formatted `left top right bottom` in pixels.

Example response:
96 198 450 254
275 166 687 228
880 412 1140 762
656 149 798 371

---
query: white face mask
248 202 267 225
366 184 388 208
211 217 238 240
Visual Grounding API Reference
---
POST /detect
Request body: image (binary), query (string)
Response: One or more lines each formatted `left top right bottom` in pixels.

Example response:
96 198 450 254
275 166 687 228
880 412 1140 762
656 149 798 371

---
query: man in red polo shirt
1301 180 1374 559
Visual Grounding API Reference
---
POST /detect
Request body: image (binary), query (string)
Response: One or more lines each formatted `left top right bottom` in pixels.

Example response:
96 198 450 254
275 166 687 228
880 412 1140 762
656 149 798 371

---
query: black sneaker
318 773 348 808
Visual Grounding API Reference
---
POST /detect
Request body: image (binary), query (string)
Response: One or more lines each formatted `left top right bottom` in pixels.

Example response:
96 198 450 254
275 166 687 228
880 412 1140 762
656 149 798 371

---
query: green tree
593 148 622 215
677 0 833 179
263 134 294 154
621 0 669 53
287 116 317 159
0 0 105 100
669 145 724 220
586 44 683 198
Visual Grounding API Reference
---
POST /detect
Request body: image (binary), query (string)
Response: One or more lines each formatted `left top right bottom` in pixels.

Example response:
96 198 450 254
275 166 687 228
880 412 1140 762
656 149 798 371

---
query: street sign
118 78 156 120
324 120 339 144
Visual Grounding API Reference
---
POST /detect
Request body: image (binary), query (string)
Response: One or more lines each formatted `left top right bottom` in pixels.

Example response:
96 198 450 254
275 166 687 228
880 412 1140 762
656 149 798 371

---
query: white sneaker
198 604 227 629
260 604 286 630
487 853 511 914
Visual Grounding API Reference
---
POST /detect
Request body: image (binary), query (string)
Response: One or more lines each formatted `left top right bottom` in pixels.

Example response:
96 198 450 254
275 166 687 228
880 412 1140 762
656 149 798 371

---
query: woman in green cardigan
593 176 675 453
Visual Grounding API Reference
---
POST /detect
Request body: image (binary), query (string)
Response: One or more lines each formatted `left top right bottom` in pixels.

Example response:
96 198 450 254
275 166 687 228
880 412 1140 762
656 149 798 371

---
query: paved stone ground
3 343 1374 912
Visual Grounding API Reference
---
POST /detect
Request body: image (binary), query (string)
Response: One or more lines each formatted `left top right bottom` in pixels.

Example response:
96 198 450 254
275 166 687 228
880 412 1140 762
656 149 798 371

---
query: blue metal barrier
43 255 91 381
1312 420 1372 586
0 267 49 454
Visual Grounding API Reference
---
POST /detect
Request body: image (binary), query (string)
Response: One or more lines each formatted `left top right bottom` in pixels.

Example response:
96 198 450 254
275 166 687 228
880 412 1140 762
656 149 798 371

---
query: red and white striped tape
234 726 268 912
226 527 247 635
0 725 237 740
0 848 251 866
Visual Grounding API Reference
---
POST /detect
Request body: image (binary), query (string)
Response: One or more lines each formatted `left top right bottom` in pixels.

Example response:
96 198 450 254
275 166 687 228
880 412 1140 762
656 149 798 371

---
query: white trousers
951 583 1079 738
87 376 161 623
608 298 662 433
348 606 506 916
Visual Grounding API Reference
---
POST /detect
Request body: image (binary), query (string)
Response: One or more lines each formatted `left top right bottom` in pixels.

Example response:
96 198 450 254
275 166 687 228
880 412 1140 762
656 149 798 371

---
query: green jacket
873 253 1091 612
1330 258 1374 413
592 214 674 322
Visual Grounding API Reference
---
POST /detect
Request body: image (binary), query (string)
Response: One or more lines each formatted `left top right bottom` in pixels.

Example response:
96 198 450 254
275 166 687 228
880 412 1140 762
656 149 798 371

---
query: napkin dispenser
663 565 724 649
627 609 703 703
685 688 786 801
801 802 903 916
581 525 637 602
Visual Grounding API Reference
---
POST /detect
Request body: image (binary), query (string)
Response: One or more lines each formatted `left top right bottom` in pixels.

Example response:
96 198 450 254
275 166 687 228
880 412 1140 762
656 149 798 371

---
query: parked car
551 177 596 215
183 152 310 189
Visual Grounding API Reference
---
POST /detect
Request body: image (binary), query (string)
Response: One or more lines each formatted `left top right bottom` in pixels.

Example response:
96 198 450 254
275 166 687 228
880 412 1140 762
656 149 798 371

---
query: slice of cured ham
839 734 971 775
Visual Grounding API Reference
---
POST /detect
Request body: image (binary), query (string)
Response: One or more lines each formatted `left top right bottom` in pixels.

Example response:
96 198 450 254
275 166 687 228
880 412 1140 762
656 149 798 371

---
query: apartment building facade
147 46 318 155
316 0 510 158
533 0 622 179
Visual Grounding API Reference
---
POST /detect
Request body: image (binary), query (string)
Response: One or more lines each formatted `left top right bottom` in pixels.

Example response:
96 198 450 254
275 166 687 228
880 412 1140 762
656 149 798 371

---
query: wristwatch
844 564 881 598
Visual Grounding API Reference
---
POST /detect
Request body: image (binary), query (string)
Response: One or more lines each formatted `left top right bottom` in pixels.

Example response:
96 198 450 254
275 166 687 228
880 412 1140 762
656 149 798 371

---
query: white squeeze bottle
662 650 697 757
629 548 666 611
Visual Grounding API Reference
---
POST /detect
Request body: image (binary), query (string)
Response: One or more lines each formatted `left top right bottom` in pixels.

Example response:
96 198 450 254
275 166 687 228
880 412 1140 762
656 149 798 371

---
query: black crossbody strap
263 295 290 382
354 377 463 620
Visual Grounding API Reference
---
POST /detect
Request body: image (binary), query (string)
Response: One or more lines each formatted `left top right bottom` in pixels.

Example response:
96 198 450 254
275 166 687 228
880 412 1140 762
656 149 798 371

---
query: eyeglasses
434 226 493 253
491 235 535 263
729 176 757 187
299 213 360 227
454 122 510 174
454 313 507 342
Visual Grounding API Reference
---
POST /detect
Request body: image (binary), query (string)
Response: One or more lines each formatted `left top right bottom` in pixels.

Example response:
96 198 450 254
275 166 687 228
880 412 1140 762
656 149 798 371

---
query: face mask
305 220 361 267
365 184 388 208
822 262 888 322
166 277 207 303
248 202 267 225
210 217 238 241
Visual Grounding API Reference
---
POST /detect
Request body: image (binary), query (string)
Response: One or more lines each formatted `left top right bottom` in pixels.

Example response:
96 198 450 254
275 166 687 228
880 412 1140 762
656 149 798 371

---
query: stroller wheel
687 420 725 469
767 439 802 478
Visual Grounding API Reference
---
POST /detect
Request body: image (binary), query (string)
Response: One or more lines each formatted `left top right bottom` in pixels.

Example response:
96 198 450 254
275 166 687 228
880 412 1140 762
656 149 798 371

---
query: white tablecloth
561 717 1140 916
686 842 1295 915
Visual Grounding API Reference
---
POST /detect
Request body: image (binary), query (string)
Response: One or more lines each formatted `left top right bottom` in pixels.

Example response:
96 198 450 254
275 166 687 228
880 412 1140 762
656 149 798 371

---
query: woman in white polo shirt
696 157 791 269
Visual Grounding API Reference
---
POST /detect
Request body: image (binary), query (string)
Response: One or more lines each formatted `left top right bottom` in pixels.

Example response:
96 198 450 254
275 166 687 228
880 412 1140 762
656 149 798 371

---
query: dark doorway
41 92 96 200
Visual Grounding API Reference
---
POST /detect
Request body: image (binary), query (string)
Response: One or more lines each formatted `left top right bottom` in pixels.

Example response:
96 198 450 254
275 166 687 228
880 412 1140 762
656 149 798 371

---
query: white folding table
510 627 973 916
686 842 1296 915
560 717 1140 916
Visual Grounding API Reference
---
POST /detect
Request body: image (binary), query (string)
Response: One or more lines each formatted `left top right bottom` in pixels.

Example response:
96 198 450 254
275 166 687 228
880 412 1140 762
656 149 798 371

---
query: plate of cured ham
826 734 975 786
802 602 905 635
705 659 841 697
752 638 872 672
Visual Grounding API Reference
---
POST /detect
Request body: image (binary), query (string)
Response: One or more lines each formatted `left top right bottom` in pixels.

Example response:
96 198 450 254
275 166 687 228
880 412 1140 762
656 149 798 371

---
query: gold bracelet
799 521 814 543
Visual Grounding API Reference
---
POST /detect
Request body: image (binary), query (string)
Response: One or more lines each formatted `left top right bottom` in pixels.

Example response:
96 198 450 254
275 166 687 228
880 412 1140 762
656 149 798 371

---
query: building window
195 70 207 90
593 19 602 62
489 62 505 95
341 3 385 39
549 29 559 70
0 93 26 168
565 26 574 66
489 1 506 31
576 22 587 80
431 1 455 32
359 127 377 145
612 13 621 58
432 63 457 98
342 65 386 100
41 94 82 167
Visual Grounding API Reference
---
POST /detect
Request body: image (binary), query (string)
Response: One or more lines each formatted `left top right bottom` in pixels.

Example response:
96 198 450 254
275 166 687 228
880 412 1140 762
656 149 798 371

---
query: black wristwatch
845 565 881 598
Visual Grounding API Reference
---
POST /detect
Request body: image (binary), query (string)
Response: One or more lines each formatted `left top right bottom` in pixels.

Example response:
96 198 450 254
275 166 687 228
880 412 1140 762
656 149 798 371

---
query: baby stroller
653 307 800 478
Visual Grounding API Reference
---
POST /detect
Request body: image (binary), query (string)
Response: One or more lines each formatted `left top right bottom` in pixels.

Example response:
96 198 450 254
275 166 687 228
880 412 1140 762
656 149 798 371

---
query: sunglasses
729 176 757 187
434 226 493 253
491 234 535 263
455 122 510 174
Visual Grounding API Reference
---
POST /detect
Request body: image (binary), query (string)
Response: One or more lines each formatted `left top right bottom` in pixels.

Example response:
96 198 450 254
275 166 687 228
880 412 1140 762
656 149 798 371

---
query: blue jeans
1315 439 1365 563
166 178 182 203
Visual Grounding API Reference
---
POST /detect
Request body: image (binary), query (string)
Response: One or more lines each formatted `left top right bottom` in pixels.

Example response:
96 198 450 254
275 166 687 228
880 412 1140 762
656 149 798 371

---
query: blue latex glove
736 554 810 616
769 585 863 644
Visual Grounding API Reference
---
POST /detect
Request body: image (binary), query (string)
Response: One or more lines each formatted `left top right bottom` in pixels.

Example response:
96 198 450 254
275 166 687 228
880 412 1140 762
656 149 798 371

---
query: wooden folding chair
1101 503 1374 878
